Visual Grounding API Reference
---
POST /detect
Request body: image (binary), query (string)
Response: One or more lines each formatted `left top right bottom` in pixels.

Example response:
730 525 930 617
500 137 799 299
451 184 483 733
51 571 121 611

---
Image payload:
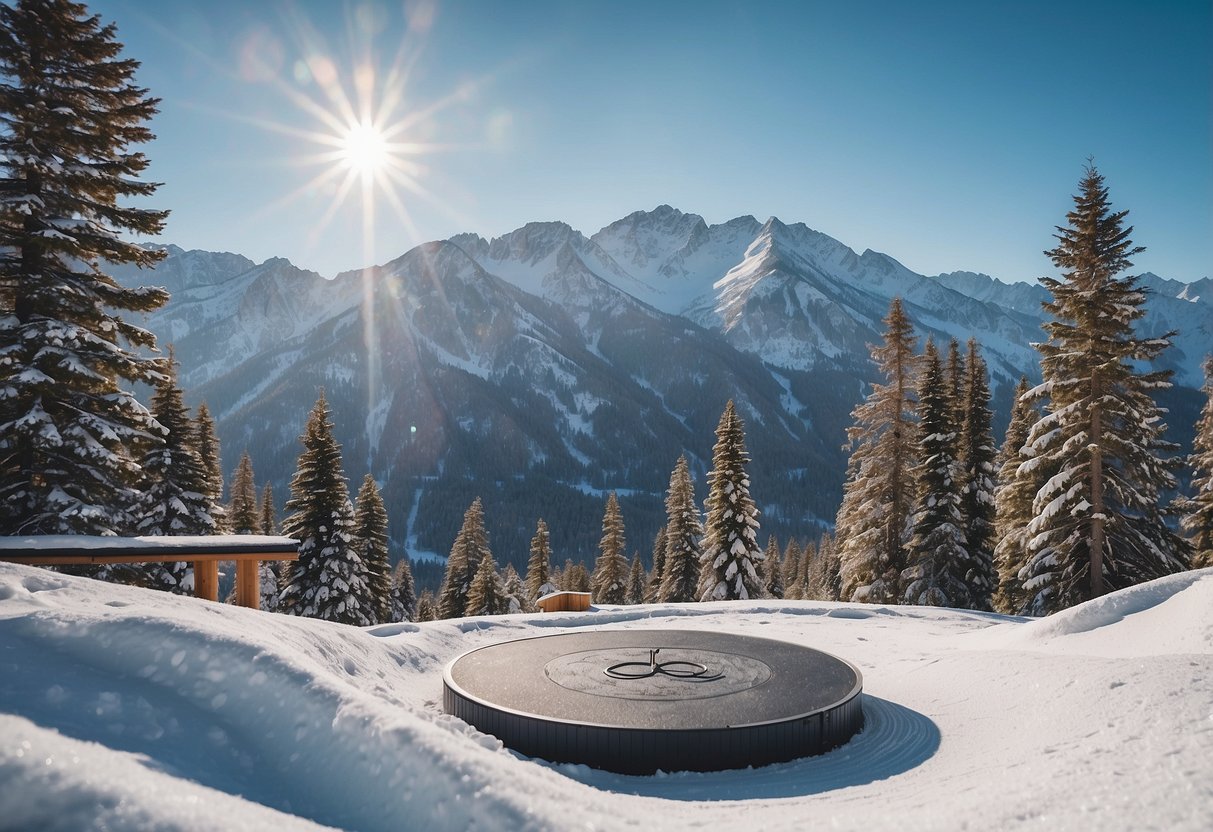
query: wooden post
236 559 260 609
194 560 219 602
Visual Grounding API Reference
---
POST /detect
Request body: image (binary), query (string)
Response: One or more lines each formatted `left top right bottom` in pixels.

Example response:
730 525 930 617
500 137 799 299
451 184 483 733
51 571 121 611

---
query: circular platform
442 630 863 774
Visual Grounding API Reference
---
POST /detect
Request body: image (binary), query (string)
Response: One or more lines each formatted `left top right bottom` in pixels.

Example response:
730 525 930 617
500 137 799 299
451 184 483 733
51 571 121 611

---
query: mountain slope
109 209 1205 574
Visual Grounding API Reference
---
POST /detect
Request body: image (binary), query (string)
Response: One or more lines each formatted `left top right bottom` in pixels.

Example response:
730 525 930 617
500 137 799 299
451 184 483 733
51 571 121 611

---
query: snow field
1 564 1211 831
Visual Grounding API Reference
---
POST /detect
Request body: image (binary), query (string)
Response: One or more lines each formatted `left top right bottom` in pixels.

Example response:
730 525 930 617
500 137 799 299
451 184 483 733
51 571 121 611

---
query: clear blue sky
93 0 1210 284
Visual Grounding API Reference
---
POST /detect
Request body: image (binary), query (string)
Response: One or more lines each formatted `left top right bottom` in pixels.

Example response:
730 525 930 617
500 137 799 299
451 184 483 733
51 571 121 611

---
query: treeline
835 166 1211 616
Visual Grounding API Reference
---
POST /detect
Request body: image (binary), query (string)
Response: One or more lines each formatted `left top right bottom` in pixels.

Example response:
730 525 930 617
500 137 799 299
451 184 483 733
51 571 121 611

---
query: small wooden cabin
535 590 592 613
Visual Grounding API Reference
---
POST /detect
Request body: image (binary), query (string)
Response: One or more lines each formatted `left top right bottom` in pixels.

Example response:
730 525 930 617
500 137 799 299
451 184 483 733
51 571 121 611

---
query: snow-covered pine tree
1180 357 1213 569
564 561 590 593
502 564 530 614
1022 165 1186 614
946 338 966 429
993 377 1043 614
0 0 169 536
902 339 971 607
414 590 437 622
819 532 842 601
466 549 508 616
591 491 629 604
644 525 667 603
228 452 258 534
389 557 417 622
836 298 920 604
278 391 374 625
255 559 279 613
659 455 703 603
625 553 646 604
258 483 277 535
958 339 998 610
799 539 821 600
136 350 215 592
781 538 802 600
437 497 489 619
352 474 392 624
699 400 764 601
193 403 226 533
256 481 280 611
763 536 784 599
524 518 556 602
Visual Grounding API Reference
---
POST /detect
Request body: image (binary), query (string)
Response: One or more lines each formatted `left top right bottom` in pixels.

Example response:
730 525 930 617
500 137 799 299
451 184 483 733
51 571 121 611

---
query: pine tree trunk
1089 399 1105 598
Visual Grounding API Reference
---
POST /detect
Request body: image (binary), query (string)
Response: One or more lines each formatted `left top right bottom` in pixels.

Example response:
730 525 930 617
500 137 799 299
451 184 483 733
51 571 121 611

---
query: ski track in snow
0 564 1210 831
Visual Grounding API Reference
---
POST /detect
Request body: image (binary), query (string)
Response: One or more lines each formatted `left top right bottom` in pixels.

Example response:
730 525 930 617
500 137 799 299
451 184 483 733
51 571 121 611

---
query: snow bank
1 564 1210 831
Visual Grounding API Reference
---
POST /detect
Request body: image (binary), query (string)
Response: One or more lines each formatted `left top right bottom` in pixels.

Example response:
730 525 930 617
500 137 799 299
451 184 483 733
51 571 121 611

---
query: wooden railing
0 535 299 608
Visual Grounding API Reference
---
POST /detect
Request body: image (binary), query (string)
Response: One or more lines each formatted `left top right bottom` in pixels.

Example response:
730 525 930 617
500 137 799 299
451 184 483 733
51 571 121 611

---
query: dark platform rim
442 629 864 732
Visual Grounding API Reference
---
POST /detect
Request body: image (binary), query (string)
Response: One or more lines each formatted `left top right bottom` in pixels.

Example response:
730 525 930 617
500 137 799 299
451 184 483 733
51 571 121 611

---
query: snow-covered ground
1 563 1210 831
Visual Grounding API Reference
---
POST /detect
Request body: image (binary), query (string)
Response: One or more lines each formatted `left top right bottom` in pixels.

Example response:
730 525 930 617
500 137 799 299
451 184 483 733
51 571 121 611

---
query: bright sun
339 121 389 174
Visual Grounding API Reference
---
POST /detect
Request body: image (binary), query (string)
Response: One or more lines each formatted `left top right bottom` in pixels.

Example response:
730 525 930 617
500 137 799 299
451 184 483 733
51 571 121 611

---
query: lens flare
339 121 389 174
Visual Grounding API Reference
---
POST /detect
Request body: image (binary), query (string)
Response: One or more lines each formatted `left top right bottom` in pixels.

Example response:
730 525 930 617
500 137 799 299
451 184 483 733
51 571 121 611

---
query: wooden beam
0 550 297 566
236 559 260 609
194 560 219 602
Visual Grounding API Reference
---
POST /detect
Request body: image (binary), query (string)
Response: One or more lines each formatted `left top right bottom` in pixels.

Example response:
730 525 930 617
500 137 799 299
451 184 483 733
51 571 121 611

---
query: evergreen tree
502 564 530 614
193 403 226 532
278 391 374 625
781 538 802 600
258 483 277 535
257 481 280 609
699 400 763 601
1022 165 1186 614
625 553 646 604
993 377 1044 614
800 539 823 601
437 497 489 619
557 559 575 590
836 298 920 603
228 452 258 534
524 518 555 601
819 533 842 601
902 339 971 607
390 557 417 622
136 351 214 592
0 0 169 535
352 474 392 624
591 491 629 604
958 339 998 610
763 536 784 599
659 454 703 603
414 590 437 622
563 561 590 593
644 525 667 603
466 550 508 616
1180 357 1213 569
256 560 279 613
946 338 966 428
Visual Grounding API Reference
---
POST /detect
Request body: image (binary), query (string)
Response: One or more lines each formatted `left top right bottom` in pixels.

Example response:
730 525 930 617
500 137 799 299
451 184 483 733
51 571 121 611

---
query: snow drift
1 563 1210 831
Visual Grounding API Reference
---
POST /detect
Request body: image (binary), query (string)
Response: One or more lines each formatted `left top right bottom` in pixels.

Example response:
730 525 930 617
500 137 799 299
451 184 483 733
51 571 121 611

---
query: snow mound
1 563 1210 831
977 569 1213 656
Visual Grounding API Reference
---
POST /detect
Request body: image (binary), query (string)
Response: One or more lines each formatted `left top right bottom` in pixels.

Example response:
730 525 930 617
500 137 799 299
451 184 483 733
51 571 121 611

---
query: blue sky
94 0 1210 284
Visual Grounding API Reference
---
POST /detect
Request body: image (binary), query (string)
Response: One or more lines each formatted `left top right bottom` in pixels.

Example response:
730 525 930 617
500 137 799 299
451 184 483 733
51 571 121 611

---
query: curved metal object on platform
443 629 864 774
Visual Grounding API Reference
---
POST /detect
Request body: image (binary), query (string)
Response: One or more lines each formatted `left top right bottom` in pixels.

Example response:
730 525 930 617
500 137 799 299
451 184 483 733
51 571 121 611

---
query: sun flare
339 121 389 174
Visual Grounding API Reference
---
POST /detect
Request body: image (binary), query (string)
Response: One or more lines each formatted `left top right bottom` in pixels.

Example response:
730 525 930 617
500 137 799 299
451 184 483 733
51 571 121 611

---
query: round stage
442 629 863 774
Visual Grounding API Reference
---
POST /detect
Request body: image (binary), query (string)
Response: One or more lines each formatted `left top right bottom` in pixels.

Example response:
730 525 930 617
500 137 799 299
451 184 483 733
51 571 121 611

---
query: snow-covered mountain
110 211 1208 571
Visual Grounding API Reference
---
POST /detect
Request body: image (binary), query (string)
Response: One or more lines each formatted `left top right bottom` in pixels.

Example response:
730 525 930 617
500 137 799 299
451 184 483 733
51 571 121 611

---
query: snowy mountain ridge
107 208 1208 568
